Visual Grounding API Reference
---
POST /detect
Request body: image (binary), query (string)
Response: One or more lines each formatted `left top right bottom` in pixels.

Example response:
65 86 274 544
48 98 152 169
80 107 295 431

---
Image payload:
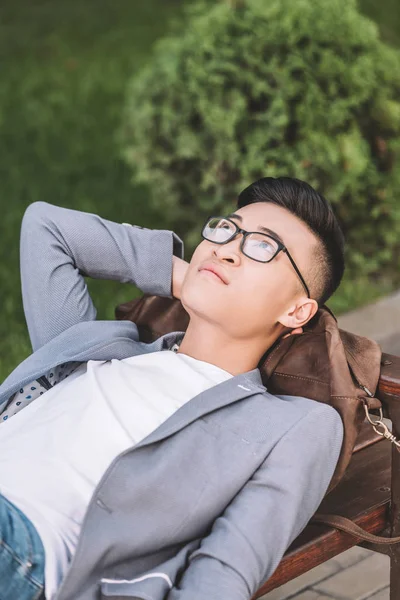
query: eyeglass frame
201 215 311 299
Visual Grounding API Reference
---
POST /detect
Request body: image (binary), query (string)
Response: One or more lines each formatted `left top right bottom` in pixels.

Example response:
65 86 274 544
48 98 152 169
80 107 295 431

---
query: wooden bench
253 351 400 600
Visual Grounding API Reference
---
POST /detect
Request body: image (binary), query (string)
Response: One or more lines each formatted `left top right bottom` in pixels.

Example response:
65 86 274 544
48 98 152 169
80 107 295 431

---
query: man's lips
200 269 224 283
198 263 229 284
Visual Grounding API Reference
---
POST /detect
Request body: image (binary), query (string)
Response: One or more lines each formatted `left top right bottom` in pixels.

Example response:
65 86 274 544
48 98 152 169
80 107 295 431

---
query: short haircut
237 176 345 306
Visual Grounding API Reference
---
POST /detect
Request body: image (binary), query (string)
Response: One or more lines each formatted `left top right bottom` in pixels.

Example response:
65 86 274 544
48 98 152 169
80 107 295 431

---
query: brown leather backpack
115 294 400 545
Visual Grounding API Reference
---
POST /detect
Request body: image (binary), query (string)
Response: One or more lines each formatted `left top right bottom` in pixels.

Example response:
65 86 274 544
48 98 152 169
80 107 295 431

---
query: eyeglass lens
202 217 279 262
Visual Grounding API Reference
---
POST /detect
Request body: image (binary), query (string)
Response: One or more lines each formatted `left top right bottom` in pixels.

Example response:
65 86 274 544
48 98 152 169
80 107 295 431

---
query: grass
0 0 191 381
0 0 399 382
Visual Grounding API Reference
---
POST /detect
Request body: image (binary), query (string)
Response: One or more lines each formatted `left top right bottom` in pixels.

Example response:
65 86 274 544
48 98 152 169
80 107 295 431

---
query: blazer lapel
133 367 266 451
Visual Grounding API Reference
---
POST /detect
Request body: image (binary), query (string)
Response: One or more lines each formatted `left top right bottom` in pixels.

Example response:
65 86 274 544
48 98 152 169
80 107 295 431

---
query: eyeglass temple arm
283 248 311 299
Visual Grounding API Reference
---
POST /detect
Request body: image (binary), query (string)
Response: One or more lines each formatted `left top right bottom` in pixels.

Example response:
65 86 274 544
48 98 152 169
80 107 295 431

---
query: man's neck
176 319 277 376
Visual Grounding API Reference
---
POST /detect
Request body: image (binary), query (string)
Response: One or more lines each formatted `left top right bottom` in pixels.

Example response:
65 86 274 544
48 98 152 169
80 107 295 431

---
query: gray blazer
0 202 344 600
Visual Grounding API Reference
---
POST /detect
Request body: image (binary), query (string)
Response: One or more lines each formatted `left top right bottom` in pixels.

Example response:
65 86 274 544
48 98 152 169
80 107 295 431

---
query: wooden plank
379 353 400 403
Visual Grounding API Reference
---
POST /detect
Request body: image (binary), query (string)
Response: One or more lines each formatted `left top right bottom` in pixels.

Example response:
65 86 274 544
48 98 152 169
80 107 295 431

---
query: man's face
180 202 318 341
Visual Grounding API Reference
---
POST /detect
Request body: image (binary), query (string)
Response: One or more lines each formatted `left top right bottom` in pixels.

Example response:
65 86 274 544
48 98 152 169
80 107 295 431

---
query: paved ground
337 289 400 356
260 289 400 600
260 546 389 600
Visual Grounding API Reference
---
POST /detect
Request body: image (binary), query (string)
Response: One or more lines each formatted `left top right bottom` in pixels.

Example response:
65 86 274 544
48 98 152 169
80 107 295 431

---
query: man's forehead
233 202 313 246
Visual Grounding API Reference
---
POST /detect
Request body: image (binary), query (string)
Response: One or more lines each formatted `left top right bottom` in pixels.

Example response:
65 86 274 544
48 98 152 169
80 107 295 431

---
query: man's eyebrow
226 213 285 245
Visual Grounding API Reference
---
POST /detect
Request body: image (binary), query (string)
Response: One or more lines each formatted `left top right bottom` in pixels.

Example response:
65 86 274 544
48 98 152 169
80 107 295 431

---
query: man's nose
212 235 242 264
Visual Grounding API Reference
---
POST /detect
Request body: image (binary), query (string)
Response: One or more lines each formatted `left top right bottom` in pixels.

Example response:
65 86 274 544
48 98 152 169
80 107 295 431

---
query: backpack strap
311 512 400 544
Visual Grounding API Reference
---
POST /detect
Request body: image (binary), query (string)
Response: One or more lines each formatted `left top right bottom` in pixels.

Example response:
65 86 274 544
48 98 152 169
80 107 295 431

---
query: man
0 176 345 600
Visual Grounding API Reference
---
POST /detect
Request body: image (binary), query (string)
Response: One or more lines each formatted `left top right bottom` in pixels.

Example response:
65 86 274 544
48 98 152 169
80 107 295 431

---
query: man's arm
167 403 344 600
20 201 184 352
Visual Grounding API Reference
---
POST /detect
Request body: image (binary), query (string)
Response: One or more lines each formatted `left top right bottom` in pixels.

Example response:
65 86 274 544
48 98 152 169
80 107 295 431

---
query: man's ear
282 326 304 339
278 298 319 330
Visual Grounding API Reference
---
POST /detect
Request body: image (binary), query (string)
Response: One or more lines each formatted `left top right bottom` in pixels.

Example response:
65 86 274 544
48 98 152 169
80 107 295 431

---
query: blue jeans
0 494 45 600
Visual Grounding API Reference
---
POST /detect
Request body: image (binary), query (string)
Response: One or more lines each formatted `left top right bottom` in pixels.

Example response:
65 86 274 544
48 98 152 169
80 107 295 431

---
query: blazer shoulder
257 390 344 438
272 392 344 439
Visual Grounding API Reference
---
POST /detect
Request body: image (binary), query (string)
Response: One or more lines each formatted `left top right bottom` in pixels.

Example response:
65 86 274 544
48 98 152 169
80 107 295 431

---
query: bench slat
379 353 400 404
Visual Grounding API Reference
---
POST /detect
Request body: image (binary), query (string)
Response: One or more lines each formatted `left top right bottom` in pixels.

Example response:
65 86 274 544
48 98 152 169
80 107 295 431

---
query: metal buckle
363 402 400 451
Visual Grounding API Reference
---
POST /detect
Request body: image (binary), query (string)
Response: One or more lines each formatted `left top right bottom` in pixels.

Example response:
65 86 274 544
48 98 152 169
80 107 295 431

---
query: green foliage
0 0 399 383
0 0 189 382
122 0 400 284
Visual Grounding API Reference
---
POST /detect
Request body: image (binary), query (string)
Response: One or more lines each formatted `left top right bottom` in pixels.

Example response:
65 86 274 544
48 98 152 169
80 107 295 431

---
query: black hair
237 176 345 306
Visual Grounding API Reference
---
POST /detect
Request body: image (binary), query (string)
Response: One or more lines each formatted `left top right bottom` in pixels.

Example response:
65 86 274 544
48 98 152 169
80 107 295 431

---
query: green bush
122 0 400 282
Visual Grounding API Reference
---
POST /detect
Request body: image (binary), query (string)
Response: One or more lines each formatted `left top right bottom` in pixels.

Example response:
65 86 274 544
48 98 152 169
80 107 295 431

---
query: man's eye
257 240 273 250
216 222 232 231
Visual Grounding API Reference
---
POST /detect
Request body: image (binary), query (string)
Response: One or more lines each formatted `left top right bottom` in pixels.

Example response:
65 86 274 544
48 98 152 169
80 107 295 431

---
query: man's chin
180 294 226 322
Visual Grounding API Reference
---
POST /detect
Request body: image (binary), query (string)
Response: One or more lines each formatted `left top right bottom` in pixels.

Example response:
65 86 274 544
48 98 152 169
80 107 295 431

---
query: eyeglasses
201 215 311 298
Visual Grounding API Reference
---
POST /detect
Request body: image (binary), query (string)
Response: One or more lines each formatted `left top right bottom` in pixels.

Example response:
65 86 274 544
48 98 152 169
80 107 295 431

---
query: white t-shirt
0 348 232 600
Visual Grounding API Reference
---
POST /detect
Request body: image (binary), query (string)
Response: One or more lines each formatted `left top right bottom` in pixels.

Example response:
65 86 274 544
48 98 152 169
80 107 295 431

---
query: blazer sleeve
167 403 344 600
19 201 184 352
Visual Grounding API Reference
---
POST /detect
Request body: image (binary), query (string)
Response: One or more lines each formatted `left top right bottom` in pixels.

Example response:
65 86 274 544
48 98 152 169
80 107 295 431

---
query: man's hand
172 256 190 300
